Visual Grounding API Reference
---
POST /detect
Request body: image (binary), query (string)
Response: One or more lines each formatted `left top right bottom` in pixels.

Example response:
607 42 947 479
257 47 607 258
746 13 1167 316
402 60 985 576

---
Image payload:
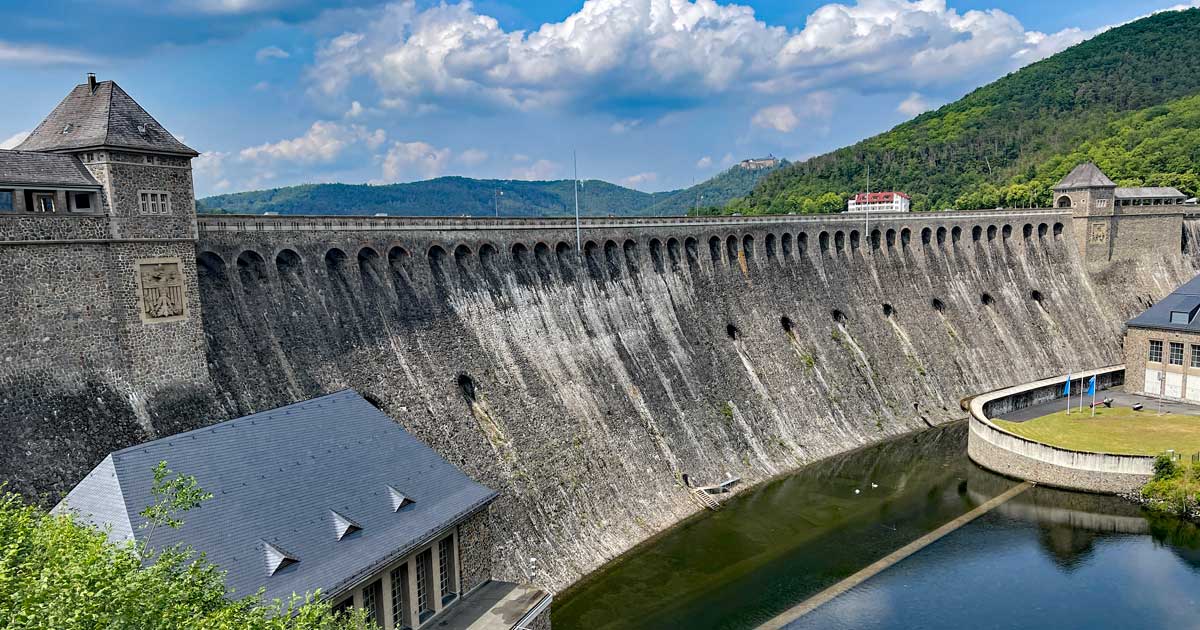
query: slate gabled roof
54 390 497 603
0 150 101 188
1127 273 1200 332
1054 163 1116 190
1114 186 1186 199
16 80 198 156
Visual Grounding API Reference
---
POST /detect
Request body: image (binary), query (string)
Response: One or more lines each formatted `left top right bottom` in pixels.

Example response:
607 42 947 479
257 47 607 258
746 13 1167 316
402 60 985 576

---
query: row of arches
197 220 1067 287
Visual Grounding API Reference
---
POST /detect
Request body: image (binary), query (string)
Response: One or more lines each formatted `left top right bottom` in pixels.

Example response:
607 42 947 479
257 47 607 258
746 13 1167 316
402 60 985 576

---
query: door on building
1144 369 1161 397
1166 372 1184 400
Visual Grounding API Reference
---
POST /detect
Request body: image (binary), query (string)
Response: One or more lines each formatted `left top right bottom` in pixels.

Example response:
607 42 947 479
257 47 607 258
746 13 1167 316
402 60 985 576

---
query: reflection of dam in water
967 485 1150 534
555 422 1200 630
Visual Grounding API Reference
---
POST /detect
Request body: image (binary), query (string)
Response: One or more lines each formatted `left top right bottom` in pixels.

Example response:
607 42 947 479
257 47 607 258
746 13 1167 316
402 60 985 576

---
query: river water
552 423 1200 630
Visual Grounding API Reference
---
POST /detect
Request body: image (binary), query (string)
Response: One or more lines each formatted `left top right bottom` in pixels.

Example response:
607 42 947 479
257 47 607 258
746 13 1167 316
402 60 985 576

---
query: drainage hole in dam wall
931 298 946 312
780 316 794 333
1030 290 1044 306
457 373 477 404
981 292 995 306
831 309 847 324
882 303 895 318
726 323 739 340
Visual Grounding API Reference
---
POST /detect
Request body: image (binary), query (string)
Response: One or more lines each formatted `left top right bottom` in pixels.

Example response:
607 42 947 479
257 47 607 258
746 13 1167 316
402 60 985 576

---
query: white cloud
752 91 835 132
512 153 531 163
621 172 658 189
239 121 386 164
0 41 93 66
610 119 643 134
345 101 364 118
381 141 452 181
310 0 1094 114
898 92 932 117
457 148 489 166
252 81 271 92
752 105 800 133
255 46 290 63
0 130 29 149
696 156 713 169
510 159 560 181
720 152 735 166
172 0 285 14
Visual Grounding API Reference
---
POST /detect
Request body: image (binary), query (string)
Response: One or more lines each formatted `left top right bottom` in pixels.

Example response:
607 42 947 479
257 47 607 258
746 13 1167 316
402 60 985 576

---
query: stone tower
1052 162 1116 264
1052 162 1185 269
11 74 208 424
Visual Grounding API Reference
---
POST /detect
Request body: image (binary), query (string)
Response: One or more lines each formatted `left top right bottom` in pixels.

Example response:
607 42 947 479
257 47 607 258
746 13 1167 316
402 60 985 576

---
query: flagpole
1091 380 1097 417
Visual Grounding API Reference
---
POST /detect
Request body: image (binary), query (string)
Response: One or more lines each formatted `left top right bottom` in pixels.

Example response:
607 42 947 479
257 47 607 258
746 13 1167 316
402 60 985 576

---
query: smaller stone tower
1052 162 1116 263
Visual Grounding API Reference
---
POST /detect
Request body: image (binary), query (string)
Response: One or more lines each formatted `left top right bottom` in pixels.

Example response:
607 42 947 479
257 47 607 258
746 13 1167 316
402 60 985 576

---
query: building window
416 549 434 622
1170 342 1184 366
0 190 12 212
391 563 412 630
1191 345 1200 368
1096 199 1108 208
1149 340 1163 363
361 579 382 627
438 536 457 605
72 192 93 212
33 193 56 213
331 598 354 618
138 190 171 215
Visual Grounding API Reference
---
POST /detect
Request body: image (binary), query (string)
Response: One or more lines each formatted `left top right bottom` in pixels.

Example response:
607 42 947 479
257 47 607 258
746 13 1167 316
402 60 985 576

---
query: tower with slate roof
0 74 211 450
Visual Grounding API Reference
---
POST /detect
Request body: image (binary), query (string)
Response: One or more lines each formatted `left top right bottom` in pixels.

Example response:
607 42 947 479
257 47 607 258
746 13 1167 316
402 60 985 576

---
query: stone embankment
966 366 1156 494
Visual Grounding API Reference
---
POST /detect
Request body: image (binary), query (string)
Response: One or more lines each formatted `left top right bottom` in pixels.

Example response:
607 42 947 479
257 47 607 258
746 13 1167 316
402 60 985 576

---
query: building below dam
3 77 1200 595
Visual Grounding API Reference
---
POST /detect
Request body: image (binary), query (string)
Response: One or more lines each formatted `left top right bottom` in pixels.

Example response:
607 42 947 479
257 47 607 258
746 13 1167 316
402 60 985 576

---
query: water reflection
555 422 1200 630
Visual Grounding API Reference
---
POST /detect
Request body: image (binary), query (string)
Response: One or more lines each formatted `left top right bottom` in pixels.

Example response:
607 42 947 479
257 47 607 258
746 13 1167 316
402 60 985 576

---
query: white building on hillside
847 191 911 213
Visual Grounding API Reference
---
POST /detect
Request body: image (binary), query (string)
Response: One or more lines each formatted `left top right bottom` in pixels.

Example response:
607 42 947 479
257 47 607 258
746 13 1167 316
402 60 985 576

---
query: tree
0 470 366 629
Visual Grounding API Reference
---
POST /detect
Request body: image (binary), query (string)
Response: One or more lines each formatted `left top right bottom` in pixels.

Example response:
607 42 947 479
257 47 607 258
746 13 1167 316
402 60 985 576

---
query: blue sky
1 0 1194 197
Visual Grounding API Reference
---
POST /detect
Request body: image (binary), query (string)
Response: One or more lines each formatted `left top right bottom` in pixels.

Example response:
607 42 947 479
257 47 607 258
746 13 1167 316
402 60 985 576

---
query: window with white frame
438 535 457 605
138 190 171 215
1170 342 1184 366
416 549 433 622
1149 340 1163 363
390 563 412 630
1190 344 1200 369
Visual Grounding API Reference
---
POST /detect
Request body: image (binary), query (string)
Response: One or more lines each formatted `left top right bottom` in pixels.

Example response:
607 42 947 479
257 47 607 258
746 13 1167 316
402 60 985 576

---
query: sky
0 0 1196 197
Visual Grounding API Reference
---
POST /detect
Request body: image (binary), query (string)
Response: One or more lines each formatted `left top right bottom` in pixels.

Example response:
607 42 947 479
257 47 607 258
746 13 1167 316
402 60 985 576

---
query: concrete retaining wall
966 366 1155 494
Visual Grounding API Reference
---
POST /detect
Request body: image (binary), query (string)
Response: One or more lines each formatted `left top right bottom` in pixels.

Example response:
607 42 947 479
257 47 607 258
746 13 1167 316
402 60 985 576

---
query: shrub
1153 453 1179 480
0 490 364 630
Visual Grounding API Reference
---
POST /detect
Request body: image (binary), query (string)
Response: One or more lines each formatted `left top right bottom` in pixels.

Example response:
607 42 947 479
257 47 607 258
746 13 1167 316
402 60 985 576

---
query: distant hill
642 160 787 216
198 176 684 218
735 8 1200 214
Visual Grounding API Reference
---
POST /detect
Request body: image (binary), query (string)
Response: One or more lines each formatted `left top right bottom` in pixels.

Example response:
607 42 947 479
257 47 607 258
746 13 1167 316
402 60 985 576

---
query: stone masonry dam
5 208 1200 592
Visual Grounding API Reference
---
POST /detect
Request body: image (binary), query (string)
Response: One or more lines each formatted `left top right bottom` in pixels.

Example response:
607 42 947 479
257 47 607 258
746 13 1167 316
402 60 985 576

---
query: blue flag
1063 375 1071 396
1087 376 1096 397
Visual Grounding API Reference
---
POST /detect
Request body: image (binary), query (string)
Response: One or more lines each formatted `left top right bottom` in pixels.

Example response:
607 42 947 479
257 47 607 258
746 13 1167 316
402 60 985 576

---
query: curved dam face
192 212 1199 590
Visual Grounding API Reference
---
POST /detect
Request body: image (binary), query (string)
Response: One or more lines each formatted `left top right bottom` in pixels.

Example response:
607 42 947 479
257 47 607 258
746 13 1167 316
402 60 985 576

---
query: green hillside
642 160 786 215
198 177 684 218
737 8 1200 214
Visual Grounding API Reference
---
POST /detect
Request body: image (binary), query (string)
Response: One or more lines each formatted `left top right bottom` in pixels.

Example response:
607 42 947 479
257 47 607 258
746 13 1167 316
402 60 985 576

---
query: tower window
138 190 171 215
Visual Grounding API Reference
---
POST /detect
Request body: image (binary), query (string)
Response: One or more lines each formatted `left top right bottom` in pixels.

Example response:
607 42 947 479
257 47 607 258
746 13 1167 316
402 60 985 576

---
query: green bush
1154 453 1179 480
0 490 363 630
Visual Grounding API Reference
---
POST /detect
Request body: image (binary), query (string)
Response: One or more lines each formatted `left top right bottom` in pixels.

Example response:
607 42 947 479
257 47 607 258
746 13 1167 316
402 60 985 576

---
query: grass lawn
994 406 1200 456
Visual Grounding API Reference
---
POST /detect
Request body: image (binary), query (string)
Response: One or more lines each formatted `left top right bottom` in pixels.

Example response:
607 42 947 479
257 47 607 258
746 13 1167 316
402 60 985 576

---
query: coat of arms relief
136 258 187 323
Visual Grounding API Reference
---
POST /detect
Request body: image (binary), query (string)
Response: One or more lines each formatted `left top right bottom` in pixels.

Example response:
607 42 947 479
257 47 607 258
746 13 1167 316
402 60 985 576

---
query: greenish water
553 423 1200 630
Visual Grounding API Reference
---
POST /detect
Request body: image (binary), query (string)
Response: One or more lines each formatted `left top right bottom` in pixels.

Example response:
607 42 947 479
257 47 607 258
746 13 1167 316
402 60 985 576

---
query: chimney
87 73 97 94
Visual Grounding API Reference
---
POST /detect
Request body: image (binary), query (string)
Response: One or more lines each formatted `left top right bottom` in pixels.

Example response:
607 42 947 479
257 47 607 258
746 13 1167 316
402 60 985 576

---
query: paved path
756 481 1035 630
997 391 1200 423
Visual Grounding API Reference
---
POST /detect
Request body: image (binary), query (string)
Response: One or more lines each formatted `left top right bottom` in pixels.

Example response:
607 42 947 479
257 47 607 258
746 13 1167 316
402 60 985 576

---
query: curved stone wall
967 366 1155 494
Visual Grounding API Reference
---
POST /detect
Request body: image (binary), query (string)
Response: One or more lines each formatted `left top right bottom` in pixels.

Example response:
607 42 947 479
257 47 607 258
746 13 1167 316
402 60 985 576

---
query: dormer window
33 193 56 213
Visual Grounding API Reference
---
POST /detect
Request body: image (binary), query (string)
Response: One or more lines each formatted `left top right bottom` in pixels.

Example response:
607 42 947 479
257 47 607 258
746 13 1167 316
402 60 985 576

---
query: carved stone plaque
136 257 187 323
1088 222 1108 244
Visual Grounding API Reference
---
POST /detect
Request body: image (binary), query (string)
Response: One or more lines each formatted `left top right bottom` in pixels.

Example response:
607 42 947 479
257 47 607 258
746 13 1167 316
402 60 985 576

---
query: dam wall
185 210 1196 589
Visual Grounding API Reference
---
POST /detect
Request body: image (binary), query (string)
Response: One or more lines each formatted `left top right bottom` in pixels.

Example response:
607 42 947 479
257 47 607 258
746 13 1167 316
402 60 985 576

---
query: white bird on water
871 483 879 488
854 489 860 494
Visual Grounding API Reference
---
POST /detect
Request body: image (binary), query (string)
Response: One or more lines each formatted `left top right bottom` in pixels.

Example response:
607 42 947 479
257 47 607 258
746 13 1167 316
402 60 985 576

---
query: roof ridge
102 81 115 149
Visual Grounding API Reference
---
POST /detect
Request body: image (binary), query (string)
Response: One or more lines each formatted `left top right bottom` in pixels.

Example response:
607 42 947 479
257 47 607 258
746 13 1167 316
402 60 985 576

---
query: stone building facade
1124 273 1200 401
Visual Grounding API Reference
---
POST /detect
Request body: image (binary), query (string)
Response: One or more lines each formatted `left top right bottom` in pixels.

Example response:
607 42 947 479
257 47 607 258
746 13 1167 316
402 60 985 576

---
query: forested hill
642 160 786 215
738 8 1200 214
198 177 684 217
